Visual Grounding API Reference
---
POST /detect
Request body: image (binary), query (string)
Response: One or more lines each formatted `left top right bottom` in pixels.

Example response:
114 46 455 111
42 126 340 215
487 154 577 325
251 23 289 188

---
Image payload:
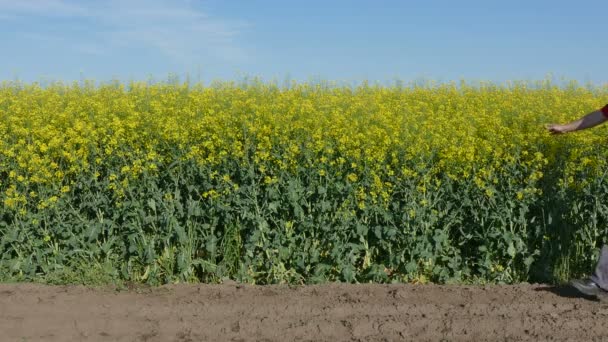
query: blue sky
1 0 606 85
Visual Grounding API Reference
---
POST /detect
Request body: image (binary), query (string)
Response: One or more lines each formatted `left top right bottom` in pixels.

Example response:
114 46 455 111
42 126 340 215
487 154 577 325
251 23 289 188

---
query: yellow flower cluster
0 79 607 213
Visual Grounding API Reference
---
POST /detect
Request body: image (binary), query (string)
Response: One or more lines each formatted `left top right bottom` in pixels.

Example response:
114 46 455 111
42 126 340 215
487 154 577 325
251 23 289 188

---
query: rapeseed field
1 79 607 285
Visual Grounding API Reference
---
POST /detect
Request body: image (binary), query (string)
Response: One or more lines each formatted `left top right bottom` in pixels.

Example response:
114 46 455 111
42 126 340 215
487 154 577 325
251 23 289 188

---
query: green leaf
268 201 279 213
524 256 535 267
147 199 156 212
342 265 356 282
507 242 516 258
356 223 368 236
405 261 418 273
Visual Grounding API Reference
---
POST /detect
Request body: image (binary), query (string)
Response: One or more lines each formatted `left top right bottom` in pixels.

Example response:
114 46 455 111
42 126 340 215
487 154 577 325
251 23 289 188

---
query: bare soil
1 282 607 341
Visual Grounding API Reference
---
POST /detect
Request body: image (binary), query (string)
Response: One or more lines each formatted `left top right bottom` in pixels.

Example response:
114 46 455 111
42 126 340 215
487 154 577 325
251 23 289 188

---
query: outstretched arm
547 105 608 134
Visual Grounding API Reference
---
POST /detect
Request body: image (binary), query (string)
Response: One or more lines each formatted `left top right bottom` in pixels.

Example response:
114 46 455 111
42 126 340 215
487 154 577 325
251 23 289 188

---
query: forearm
563 106 608 133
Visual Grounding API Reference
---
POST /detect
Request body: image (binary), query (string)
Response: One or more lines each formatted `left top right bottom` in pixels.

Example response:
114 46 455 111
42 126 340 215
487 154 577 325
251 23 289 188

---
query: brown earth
1 282 607 341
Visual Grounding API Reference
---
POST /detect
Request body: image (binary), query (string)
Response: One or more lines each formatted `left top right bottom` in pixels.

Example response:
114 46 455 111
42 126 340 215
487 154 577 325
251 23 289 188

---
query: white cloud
1 0 249 64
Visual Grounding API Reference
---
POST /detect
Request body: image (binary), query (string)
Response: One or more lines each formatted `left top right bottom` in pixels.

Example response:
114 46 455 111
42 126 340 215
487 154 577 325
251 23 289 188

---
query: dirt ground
1 282 608 341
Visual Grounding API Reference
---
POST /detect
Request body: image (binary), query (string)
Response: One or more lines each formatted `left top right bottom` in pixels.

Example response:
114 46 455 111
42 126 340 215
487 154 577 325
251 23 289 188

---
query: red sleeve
602 104 608 118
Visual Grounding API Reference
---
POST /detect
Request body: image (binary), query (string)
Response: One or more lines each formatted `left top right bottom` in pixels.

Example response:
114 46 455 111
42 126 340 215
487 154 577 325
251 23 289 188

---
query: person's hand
546 124 570 135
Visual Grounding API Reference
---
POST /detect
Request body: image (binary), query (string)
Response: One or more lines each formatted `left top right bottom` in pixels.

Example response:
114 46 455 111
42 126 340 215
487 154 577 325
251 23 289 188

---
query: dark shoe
570 278 607 297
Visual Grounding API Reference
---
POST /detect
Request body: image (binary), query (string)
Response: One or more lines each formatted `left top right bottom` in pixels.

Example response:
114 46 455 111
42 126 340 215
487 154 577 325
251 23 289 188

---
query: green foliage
0 142 603 286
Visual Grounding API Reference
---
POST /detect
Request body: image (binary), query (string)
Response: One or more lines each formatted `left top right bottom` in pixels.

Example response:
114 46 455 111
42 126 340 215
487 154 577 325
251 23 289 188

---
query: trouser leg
590 245 608 291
